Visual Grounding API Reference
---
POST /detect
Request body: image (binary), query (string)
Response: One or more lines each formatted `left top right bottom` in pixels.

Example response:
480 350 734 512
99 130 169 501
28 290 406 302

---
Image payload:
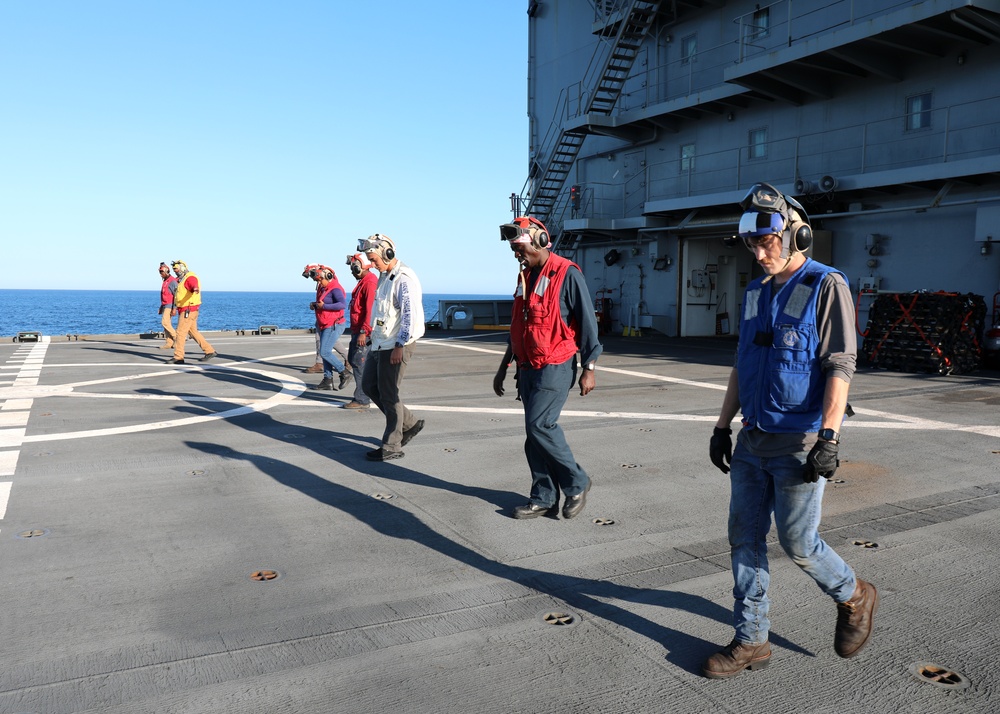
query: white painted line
0 412 31 427
422 340 728 391
23 365 305 443
0 481 11 518
0 453 18 477
0 429 27 448
1 400 33 411
423 339 997 438
408 404 719 421
599 365 728 391
59 392 259 405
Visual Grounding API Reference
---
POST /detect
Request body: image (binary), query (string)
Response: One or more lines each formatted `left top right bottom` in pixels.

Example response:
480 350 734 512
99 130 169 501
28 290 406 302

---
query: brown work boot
304 362 324 374
835 579 878 658
702 639 771 679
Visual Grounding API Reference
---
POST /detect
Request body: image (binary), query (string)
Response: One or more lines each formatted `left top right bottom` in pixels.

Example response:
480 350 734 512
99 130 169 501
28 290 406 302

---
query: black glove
709 427 733 474
804 440 839 482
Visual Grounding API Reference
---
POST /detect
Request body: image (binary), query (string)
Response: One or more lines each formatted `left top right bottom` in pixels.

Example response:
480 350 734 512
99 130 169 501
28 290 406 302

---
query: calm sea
0 290 510 337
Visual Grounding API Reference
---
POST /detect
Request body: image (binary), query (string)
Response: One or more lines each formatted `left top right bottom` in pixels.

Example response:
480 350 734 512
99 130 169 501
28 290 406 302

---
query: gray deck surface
0 329 997 713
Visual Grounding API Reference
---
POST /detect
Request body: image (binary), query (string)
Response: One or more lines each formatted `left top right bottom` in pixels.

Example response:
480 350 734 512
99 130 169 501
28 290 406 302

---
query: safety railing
575 94 1000 220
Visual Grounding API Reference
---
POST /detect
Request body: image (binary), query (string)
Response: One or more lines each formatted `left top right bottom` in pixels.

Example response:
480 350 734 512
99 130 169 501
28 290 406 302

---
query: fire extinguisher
595 289 613 335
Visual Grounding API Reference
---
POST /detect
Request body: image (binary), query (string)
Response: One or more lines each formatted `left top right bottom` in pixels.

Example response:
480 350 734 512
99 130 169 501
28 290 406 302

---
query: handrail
580 93 1000 220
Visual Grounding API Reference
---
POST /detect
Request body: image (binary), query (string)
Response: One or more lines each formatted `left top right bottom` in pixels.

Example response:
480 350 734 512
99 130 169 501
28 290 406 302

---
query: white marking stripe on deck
0 481 11 519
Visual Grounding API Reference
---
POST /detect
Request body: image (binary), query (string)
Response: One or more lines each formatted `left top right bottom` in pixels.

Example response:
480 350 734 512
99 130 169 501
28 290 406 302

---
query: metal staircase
524 0 662 241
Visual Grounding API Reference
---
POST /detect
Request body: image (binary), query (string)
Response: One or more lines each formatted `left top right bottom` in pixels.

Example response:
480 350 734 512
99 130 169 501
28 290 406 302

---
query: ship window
748 127 768 160
680 143 695 172
745 8 770 43
681 34 696 64
906 92 932 131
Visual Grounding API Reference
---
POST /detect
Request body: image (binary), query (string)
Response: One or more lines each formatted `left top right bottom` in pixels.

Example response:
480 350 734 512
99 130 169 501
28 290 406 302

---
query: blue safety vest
737 259 846 434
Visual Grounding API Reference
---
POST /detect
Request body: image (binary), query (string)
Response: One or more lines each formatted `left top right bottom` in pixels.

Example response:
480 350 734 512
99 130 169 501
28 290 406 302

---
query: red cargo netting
862 291 987 375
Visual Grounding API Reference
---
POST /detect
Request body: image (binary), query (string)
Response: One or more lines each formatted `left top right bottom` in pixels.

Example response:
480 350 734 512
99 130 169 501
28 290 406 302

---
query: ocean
0 290 510 338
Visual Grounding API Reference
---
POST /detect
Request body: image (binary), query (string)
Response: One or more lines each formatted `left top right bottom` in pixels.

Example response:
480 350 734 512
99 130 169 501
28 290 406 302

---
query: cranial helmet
737 182 812 258
302 263 321 279
357 234 396 262
346 253 372 273
499 216 550 249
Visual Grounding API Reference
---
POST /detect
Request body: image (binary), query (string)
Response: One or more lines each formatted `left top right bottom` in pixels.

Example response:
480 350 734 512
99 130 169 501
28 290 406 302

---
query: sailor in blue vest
703 182 878 679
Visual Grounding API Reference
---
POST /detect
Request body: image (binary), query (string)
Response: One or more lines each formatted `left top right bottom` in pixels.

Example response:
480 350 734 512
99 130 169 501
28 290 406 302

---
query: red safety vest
160 276 177 307
315 279 346 329
510 253 580 368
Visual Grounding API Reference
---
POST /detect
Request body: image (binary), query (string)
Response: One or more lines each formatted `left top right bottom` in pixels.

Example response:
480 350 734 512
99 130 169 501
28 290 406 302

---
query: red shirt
349 271 378 335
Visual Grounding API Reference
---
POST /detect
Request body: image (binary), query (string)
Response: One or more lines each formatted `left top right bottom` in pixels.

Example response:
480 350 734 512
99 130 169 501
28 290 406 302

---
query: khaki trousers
173 310 215 360
160 307 177 347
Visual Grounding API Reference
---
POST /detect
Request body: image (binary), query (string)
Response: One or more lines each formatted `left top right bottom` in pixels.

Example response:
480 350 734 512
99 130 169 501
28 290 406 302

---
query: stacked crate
862 292 987 374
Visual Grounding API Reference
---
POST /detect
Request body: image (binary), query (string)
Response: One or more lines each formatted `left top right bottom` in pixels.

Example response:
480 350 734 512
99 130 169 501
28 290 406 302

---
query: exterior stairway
525 0 662 246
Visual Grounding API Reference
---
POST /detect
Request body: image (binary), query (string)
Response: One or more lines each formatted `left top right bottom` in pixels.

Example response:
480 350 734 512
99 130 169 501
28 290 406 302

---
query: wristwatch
584 362 596 371
817 428 840 443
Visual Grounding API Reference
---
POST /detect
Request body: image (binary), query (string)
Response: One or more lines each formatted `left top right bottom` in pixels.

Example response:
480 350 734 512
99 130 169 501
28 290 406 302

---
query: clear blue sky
1 1 529 294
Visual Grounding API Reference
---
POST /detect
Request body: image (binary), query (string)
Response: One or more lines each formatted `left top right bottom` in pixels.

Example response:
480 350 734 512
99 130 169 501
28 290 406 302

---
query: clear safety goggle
739 182 786 214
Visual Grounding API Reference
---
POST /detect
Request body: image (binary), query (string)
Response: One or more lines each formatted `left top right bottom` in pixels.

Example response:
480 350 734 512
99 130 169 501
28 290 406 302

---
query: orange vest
510 253 580 368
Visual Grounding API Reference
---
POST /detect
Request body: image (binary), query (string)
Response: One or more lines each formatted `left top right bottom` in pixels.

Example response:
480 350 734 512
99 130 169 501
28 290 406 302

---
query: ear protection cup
366 234 396 261
378 235 396 261
787 207 813 252
521 216 550 249
322 268 334 280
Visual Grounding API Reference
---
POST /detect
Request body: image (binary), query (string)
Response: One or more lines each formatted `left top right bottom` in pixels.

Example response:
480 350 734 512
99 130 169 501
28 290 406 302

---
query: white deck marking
23 364 305 443
417 340 998 438
0 453 19 477
0 481 11 519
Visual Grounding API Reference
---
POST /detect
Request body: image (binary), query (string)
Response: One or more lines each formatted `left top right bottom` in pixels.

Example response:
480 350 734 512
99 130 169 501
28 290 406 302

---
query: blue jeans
347 333 371 404
728 442 856 644
318 323 347 377
516 358 590 507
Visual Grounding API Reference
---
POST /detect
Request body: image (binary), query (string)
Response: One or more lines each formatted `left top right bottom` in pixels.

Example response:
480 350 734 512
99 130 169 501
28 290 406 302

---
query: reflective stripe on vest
510 253 580 368
736 259 846 434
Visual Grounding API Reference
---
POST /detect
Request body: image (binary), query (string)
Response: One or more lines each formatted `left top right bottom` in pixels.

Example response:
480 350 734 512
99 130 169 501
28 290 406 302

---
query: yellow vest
173 272 203 309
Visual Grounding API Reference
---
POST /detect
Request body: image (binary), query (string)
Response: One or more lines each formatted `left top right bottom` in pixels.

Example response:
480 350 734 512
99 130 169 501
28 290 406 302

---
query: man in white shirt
358 234 425 461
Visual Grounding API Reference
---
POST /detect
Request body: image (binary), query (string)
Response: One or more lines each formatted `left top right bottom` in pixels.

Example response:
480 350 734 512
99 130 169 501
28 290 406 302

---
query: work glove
709 427 733 474
804 440 839 482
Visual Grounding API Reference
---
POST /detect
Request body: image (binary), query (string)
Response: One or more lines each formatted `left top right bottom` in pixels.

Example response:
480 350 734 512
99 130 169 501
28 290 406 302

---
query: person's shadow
183 402 813 673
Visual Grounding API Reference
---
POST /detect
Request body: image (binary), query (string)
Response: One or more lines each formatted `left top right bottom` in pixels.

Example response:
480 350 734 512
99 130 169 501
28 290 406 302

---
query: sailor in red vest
157 262 178 350
493 217 603 520
309 265 352 391
302 264 324 374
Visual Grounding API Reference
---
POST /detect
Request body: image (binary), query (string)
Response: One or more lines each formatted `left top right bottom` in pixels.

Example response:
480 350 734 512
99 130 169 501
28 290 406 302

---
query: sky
1 1 529 294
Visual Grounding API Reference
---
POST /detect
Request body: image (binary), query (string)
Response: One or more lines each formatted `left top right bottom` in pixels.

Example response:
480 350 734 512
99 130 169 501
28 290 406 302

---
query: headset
358 234 396 262
302 263 321 279
311 266 334 281
159 262 170 274
171 260 188 274
346 253 372 276
738 182 813 255
499 216 550 249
